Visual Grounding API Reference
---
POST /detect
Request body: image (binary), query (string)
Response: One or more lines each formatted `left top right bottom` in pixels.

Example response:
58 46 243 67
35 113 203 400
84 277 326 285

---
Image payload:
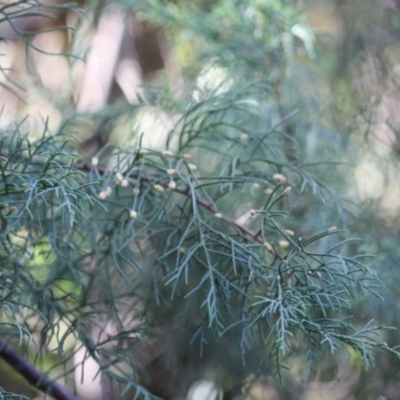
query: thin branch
0 148 280 258
173 186 280 258
0 338 79 400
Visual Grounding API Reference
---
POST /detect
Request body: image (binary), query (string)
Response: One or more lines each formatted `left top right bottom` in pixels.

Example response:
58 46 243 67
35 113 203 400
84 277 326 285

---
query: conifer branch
0 148 281 258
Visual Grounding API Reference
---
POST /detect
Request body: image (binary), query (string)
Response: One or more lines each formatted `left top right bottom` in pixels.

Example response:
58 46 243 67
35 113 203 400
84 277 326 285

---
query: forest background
1 0 400 399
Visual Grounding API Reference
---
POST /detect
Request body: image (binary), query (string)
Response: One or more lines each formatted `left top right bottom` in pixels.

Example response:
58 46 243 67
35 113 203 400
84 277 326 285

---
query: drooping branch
81 157 283 258
0 148 283 258
0 338 79 400
0 142 283 397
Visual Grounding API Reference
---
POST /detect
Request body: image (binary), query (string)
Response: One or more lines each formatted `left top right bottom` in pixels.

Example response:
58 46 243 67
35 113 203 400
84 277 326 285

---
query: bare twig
0 338 79 400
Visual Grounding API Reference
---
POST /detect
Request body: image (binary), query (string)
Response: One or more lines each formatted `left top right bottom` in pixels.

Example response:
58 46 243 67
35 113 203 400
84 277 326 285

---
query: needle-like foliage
0 0 399 399
0 87 398 398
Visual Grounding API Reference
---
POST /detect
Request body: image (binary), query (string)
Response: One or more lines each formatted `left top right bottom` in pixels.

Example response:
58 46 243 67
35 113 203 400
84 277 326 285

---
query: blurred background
1 0 400 399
